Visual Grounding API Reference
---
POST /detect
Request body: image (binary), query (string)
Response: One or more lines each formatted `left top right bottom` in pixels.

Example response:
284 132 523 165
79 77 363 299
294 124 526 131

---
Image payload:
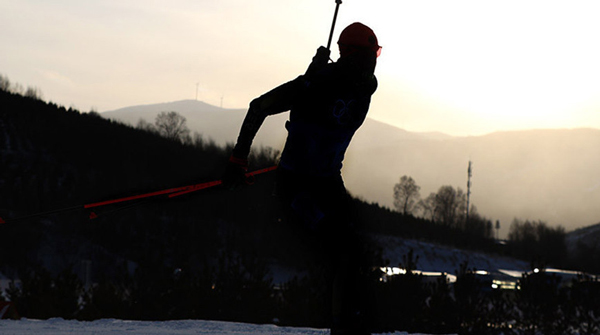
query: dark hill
5 89 594 285
0 90 507 279
0 90 265 279
103 100 600 236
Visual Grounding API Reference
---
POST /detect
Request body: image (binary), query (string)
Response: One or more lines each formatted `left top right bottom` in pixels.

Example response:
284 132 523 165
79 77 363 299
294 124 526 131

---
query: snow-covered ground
270 235 531 285
376 235 529 274
0 318 449 335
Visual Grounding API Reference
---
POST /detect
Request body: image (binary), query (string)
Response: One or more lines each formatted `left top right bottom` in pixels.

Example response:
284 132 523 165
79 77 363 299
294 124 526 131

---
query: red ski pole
0 166 278 223
167 165 277 198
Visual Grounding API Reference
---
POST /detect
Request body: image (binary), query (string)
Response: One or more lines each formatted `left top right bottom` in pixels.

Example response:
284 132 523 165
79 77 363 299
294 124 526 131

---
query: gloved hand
222 155 249 190
314 46 331 64
305 46 331 76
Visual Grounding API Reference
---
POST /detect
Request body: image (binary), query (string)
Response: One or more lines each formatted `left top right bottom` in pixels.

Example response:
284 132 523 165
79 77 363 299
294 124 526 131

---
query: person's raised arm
222 77 304 189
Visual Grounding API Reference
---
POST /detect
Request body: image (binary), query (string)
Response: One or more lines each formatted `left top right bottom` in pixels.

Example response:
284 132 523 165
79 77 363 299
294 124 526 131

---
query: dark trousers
275 167 369 331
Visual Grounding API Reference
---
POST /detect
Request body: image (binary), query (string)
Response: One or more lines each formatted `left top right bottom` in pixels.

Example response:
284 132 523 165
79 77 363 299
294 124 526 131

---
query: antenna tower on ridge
466 160 473 224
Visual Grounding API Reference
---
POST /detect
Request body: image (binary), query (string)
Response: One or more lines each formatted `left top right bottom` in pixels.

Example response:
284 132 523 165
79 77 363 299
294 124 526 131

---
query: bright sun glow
348 0 600 134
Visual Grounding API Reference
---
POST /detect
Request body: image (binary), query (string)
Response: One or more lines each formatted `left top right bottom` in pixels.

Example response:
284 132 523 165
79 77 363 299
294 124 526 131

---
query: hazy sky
3 0 600 136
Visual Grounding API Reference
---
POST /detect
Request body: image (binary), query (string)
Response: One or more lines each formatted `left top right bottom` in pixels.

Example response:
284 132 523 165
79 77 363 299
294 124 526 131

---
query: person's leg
276 170 370 334
317 182 370 335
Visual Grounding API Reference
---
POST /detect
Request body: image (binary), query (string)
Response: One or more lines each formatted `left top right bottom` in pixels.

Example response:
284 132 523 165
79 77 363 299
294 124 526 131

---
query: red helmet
337 22 381 58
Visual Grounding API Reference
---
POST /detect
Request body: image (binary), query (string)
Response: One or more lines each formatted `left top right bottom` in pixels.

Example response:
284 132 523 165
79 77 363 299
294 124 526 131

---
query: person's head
337 22 380 74
337 22 381 59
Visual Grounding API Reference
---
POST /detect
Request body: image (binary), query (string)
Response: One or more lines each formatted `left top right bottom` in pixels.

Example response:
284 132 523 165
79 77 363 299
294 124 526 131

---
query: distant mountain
102 101 600 236
102 100 287 149
102 100 449 150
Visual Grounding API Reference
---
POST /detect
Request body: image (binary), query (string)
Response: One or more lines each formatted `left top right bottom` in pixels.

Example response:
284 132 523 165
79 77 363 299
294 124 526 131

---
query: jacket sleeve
231 76 306 159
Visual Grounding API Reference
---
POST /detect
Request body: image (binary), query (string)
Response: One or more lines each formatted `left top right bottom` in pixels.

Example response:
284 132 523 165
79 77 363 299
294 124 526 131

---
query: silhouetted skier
223 22 381 335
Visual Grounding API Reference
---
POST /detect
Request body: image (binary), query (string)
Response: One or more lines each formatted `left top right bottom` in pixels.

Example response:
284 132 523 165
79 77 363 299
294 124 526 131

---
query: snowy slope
377 235 529 274
266 235 531 288
0 318 449 335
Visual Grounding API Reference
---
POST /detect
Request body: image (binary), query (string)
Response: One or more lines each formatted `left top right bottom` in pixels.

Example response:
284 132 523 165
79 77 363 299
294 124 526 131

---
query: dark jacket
233 51 378 177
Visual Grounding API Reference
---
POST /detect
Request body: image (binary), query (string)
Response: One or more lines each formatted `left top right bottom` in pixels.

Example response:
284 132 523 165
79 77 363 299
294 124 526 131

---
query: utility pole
466 160 472 225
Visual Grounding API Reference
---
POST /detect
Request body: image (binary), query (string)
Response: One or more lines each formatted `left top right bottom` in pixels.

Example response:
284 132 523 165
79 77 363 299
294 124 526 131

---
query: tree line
0 74 43 101
393 175 570 267
393 176 491 232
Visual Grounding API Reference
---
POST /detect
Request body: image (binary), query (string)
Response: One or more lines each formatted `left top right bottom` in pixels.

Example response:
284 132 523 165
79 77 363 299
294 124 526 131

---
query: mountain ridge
102 100 600 237
102 99 600 141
